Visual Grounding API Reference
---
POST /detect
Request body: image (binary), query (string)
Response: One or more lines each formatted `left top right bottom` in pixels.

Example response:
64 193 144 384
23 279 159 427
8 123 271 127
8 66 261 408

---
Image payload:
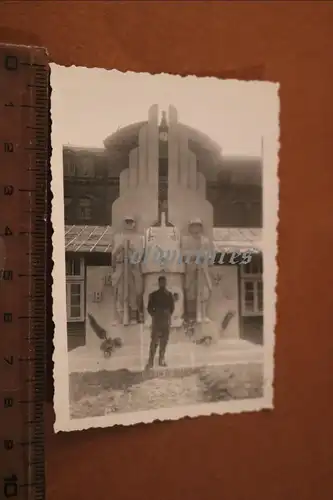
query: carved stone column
112 104 160 235
167 105 214 239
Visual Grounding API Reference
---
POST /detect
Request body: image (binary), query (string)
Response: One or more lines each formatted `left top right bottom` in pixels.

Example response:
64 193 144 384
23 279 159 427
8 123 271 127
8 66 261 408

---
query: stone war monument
98 104 236 344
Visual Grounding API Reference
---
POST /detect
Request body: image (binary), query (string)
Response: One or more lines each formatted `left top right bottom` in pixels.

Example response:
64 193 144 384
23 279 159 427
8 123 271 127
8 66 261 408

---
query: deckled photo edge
51 69 71 431
50 63 280 432
262 81 280 410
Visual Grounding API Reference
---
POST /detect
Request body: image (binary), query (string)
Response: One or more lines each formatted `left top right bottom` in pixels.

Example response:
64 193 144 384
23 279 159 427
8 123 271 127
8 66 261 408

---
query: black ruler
0 44 48 500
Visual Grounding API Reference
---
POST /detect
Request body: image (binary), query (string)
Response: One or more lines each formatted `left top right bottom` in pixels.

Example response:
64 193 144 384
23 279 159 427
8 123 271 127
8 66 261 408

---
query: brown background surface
1 1 333 499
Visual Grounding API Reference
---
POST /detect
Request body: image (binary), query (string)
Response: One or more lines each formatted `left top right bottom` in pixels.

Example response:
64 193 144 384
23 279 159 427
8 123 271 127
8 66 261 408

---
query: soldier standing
146 276 175 369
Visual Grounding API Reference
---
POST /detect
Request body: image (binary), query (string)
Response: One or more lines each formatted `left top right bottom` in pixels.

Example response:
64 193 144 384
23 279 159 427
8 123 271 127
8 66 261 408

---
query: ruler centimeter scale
0 44 48 500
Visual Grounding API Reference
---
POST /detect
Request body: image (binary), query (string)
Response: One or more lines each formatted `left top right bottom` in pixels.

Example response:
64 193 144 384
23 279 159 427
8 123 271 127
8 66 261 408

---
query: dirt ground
69 362 264 419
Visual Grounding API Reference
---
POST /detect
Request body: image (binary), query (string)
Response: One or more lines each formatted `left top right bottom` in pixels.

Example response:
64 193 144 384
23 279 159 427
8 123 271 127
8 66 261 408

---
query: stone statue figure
111 215 145 325
182 218 213 324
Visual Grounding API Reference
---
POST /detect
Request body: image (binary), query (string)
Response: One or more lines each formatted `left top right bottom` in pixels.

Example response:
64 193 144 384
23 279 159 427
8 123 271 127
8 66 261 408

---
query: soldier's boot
158 335 169 367
145 338 158 370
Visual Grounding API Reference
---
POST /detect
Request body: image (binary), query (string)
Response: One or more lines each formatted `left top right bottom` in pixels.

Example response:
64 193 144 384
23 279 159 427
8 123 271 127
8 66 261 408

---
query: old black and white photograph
51 65 279 431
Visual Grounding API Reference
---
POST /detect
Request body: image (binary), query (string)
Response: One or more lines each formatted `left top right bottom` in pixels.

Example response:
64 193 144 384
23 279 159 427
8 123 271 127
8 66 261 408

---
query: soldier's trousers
148 325 170 364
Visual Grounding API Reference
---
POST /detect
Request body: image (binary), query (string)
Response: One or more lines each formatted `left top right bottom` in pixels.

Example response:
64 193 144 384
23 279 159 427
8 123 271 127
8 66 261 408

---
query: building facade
63 146 262 229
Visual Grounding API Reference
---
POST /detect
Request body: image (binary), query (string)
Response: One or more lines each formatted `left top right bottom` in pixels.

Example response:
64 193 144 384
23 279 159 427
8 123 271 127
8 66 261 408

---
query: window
66 258 84 322
63 156 76 177
64 197 72 223
240 253 263 277
249 201 262 227
229 201 247 227
229 200 262 228
66 282 84 321
240 253 263 316
241 279 263 316
76 197 92 222
81 157 95 178
66 257 84 277
257 279 263 312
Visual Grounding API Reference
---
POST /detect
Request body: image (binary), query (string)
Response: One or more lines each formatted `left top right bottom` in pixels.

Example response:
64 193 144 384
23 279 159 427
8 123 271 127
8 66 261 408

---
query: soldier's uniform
146 287 175 367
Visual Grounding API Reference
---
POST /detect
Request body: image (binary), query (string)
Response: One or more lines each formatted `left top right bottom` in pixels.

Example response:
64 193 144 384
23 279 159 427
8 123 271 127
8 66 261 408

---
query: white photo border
51 64 280 432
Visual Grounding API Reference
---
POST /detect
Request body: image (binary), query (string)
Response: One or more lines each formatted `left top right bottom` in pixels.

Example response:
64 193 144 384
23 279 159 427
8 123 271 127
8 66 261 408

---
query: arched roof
104 121 147 152
102 120 262 184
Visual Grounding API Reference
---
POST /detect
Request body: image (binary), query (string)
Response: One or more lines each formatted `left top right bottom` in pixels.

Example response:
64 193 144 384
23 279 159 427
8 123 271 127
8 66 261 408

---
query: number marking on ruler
0 44 49 500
